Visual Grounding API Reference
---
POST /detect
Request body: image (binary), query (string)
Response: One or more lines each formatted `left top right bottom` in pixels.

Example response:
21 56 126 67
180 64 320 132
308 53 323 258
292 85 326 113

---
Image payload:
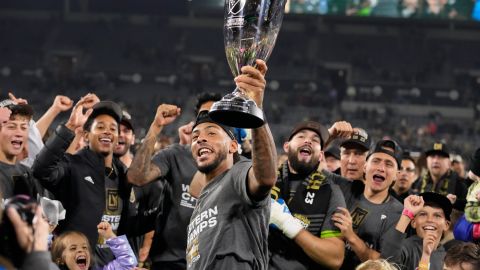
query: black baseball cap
193 110 235 140
401 150 416 165
470 147 480 177
288 121 330 149
0 99 34 119
84 101 122 130
367 139 403 168
324 145 340 160
420 192 452 221
425 142 450 158
120 110 134 131
340 128 371 152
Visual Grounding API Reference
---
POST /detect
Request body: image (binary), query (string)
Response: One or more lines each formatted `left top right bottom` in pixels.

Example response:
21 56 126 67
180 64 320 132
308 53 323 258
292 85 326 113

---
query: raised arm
325 121 354 147
127 104 181 186
32 101 92 190
237 60 277 200
100 221 138 270
384 195 424 262
36 95 73 138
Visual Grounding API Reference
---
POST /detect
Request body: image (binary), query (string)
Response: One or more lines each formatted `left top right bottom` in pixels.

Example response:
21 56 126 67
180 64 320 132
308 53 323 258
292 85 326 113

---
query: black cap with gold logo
425 142 450 158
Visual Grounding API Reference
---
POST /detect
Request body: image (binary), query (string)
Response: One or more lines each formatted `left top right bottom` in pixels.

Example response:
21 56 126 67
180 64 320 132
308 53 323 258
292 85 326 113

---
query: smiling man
33 100 144 267
0 99 41 199
126 92 223 270
185 60 277 270
114 110 135 168
268 121 346 270
331 139 404 269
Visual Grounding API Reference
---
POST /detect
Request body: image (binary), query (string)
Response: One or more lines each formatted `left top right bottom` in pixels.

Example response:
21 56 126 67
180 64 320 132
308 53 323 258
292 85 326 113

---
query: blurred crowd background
1 0 480 162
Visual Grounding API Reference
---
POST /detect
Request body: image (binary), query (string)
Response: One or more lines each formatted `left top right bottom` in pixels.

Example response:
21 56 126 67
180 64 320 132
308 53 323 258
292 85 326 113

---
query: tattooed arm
248 123 277 199
127 104 181 186
236 60 277 200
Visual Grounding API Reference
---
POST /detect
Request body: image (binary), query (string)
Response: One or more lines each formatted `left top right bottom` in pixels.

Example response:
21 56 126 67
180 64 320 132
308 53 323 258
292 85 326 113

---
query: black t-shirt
95 165 123 266
151 144 198 264
0 161 39 199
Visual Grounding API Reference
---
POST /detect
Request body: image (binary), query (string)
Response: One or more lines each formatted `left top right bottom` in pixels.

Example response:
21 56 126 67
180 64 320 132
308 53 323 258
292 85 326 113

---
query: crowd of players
0 60 479 270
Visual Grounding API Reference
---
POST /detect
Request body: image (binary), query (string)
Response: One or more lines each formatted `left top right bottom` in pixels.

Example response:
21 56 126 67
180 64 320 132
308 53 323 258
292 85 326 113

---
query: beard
114 142 130 157
288 150 320 176
197 148 228 174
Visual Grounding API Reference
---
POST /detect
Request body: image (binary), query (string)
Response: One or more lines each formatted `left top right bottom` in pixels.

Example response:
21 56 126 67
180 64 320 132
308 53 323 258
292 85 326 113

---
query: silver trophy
209 0 287 128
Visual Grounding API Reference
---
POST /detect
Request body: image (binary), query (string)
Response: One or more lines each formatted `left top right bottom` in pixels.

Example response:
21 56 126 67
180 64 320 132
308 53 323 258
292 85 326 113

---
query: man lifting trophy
209 0 287 128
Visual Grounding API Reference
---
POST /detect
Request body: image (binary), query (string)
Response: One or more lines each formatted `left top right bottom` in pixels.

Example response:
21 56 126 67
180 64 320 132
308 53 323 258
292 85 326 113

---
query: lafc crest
351 207 368 229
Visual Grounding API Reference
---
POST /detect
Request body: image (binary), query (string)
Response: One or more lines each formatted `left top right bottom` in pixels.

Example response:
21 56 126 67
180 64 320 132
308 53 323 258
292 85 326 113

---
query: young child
356 259 399 270
51 222 137 270
443 242 480 270
391 192 452 270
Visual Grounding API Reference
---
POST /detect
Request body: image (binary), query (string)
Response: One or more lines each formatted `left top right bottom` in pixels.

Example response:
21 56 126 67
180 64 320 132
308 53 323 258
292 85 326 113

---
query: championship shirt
186 160 269 270
150 144 198 265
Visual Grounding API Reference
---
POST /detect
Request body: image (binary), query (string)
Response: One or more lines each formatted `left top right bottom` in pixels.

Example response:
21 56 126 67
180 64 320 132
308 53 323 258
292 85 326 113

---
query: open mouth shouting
372 174 386 184
75 255 88 270
11 139 23 150
197 146 214 161
298 146 313 158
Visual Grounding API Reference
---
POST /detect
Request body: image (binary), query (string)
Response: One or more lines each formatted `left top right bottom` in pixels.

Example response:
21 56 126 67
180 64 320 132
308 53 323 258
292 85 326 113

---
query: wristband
473 223 480 240
417 262 430 270
402 208 415 220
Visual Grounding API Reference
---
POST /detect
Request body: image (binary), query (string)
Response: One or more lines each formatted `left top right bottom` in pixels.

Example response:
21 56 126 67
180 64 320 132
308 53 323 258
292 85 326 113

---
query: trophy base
209 95 264 129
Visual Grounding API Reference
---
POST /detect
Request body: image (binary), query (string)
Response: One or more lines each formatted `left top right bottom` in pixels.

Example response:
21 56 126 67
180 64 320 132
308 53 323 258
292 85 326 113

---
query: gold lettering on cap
434 143 443 150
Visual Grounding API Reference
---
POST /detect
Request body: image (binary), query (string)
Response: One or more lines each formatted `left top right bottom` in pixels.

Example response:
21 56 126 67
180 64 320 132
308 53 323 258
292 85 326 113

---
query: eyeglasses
399 167 416 173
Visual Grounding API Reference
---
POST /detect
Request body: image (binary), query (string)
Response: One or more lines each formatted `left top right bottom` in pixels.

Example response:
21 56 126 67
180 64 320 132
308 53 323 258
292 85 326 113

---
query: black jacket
32 124 156 249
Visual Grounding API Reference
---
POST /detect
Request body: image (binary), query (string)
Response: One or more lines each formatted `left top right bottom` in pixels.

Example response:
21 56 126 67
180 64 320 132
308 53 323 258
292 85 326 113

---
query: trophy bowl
209 0 287 128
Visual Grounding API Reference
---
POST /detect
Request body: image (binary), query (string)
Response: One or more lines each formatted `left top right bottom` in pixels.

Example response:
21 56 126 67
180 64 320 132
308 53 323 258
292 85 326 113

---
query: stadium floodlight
346 85 356 97
269 80 280 91
449 89 459 101
410 87 421 97
132 73 142 84
372 85 382 96
0 66 11 77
